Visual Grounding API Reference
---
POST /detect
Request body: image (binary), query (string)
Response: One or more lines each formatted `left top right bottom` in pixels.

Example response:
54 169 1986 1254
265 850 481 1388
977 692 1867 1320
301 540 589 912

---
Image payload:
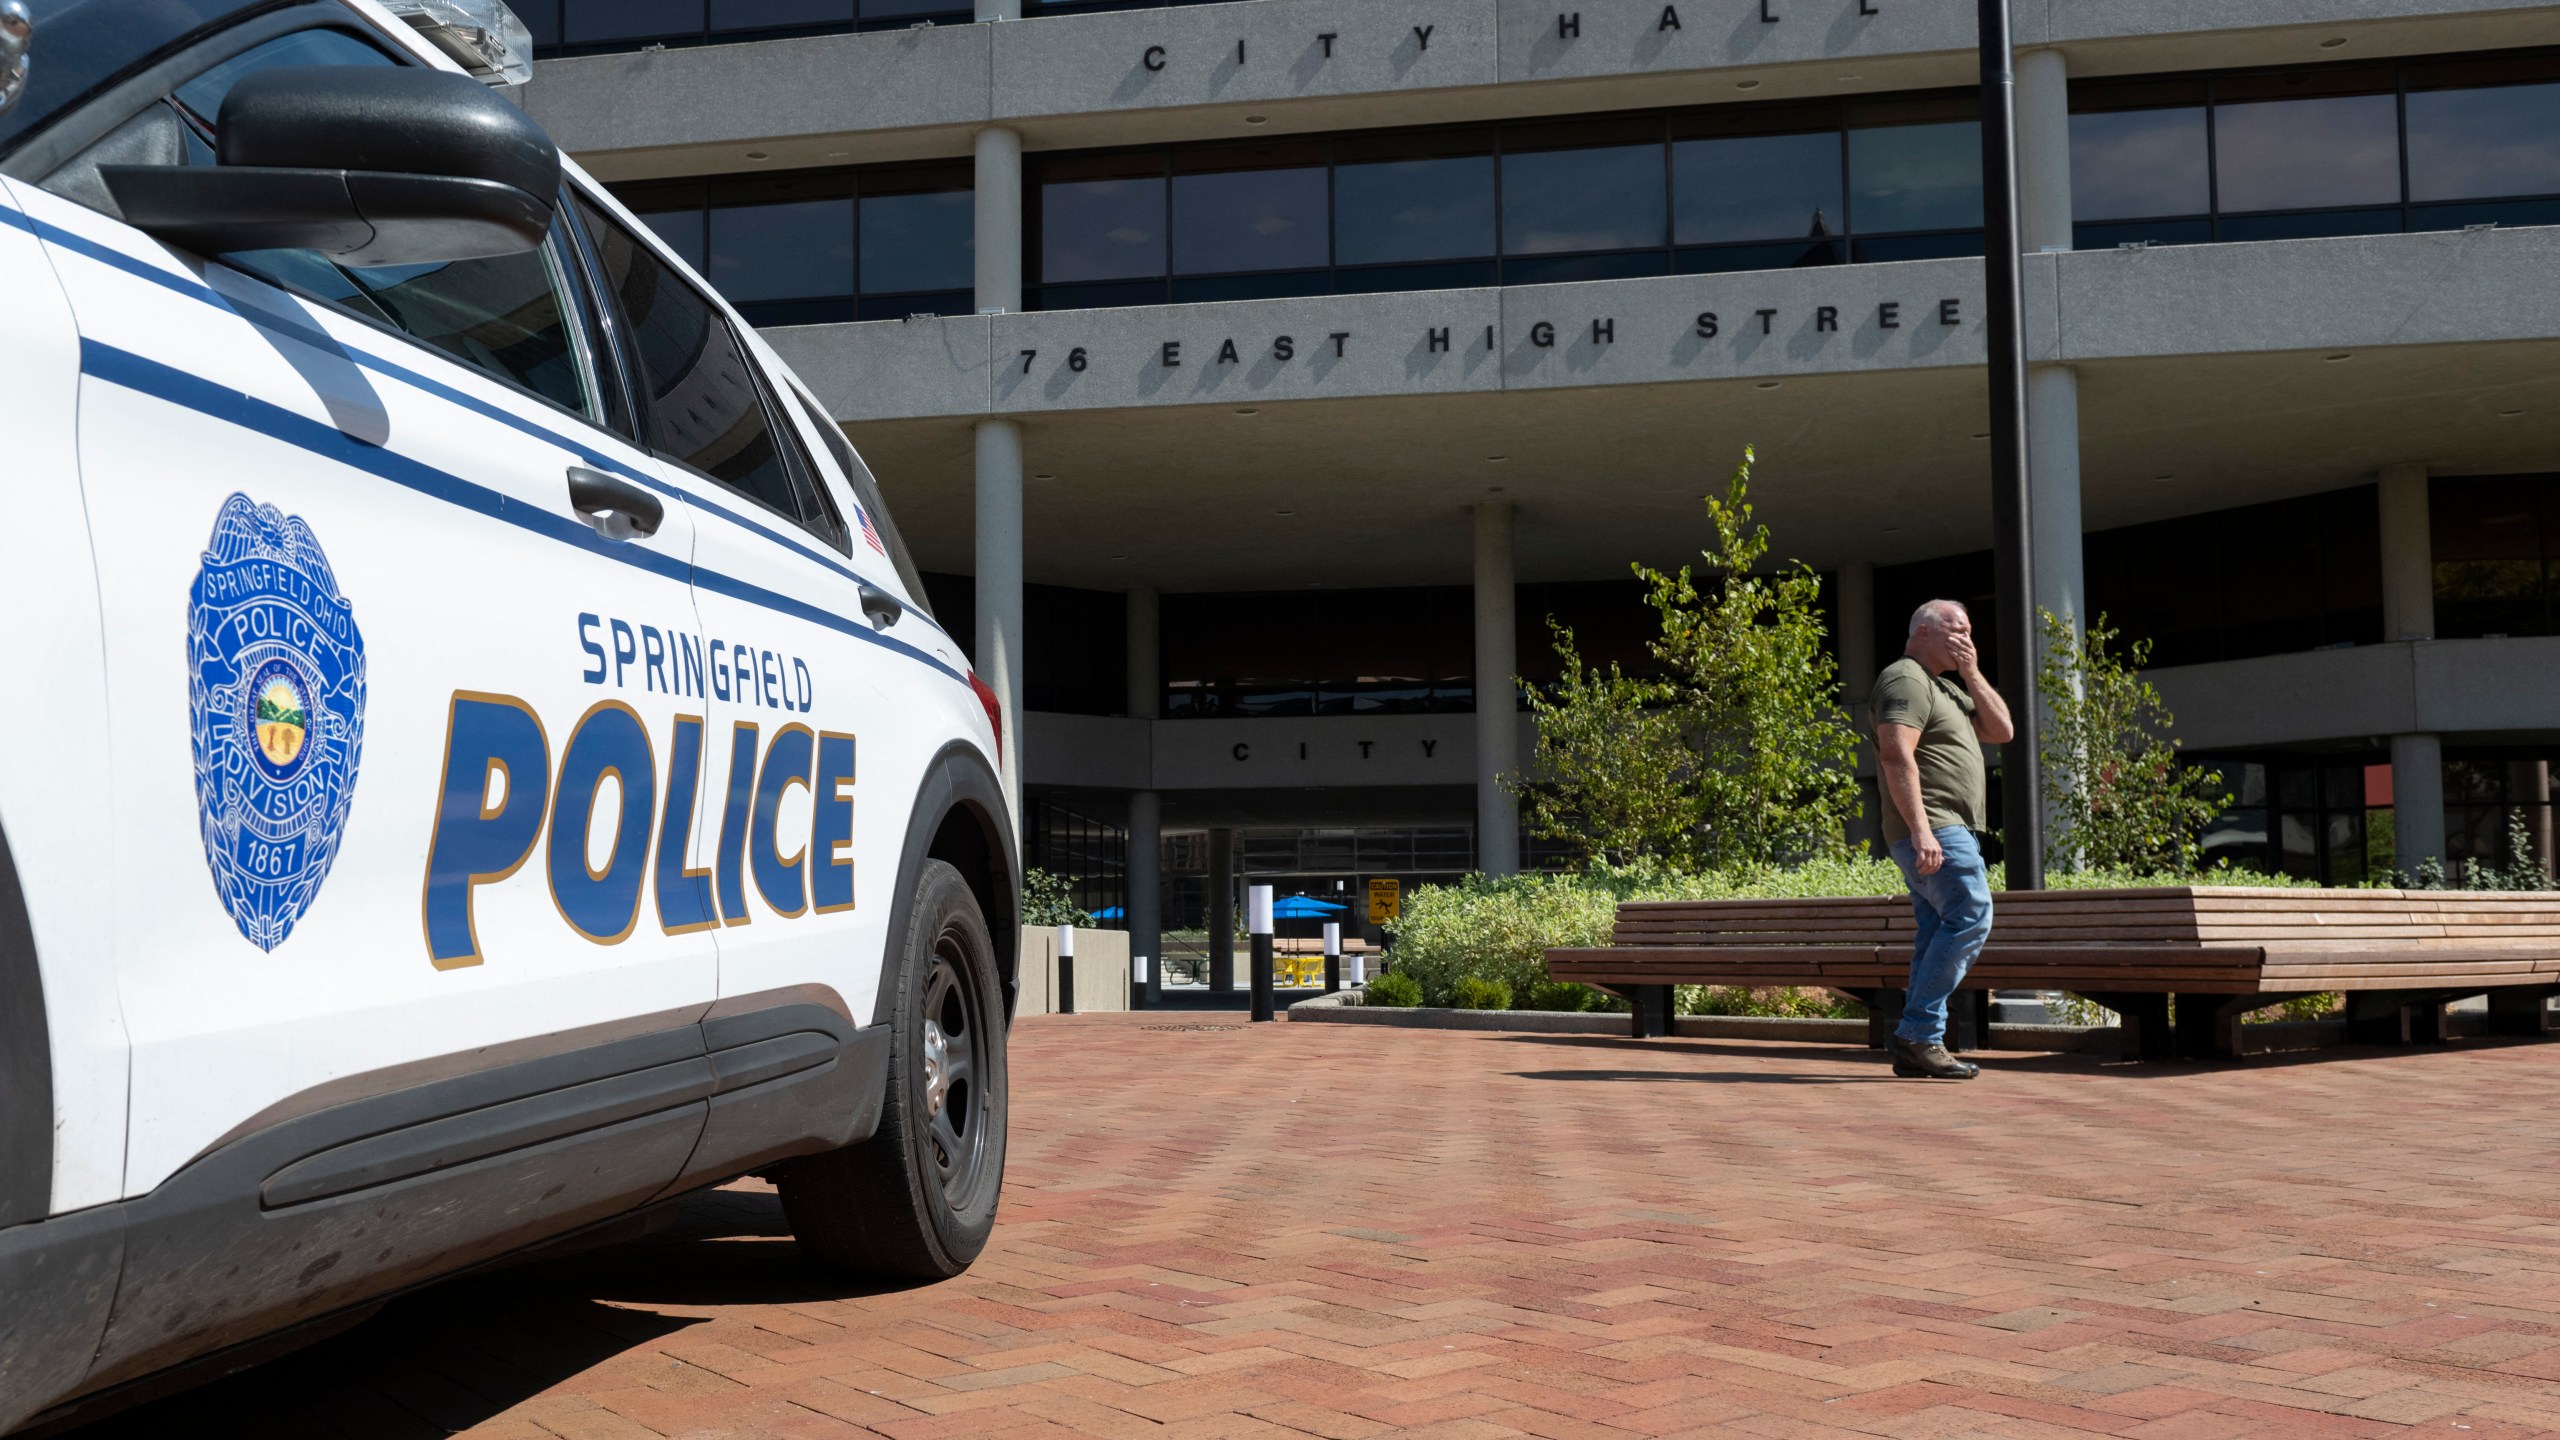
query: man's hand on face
1945 631 1981 680
1912 828 1945 876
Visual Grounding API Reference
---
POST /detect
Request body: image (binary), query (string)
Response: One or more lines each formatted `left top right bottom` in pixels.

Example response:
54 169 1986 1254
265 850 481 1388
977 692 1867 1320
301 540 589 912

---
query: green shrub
1363 971 1422 1007
1449 976 1513 1010
1020 867 1092 926
1523 979 1598 1013
1677 985 1863 1018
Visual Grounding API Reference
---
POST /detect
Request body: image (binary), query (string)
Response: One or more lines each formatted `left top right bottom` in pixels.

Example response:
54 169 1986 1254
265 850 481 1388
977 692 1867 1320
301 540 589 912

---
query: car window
789 382 934 615
573 192 852 549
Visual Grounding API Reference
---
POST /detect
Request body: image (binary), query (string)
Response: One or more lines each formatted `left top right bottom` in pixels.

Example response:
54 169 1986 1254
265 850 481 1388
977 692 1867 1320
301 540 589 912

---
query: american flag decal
854 501 886 555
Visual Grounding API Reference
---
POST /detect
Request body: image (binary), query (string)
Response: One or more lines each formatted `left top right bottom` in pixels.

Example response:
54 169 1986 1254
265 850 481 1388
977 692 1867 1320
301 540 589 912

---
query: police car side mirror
98 65 559 267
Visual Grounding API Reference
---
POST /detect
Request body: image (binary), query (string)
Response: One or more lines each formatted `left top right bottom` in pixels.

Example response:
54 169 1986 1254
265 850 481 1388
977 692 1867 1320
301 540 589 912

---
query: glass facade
1027 97 1982 308
611 166 973 326
2445 752 2560 884
2432 474 2560 638
2188 756 2396 886
2072 54 2560 248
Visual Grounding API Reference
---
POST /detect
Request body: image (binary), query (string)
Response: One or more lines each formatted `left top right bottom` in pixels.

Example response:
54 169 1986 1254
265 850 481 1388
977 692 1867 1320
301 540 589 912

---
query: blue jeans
1887 826 1994 1046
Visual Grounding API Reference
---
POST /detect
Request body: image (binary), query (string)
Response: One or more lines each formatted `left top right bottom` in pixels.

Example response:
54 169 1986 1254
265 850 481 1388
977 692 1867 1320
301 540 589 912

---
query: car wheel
778 858 1007 1280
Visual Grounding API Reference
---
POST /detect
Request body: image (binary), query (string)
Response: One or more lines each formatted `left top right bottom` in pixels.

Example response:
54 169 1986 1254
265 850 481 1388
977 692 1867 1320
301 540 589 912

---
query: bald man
1872 599 2014 1080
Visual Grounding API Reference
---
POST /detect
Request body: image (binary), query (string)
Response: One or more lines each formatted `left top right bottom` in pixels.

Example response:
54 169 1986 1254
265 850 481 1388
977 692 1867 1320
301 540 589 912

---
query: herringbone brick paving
77 1017 2560 1438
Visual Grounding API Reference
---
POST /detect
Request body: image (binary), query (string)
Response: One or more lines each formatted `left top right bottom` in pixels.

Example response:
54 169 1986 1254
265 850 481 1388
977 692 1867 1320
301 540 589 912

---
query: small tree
1020 866 1092 926
1512 447 1861 872
2036 609 2226 873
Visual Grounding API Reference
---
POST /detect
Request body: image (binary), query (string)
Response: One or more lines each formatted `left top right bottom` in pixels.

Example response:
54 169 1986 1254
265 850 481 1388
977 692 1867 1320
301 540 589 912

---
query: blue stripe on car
82 340 969 685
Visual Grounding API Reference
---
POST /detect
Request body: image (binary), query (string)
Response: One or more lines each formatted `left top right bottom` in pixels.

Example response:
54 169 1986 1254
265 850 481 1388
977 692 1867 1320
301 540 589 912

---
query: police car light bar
381 0 533 89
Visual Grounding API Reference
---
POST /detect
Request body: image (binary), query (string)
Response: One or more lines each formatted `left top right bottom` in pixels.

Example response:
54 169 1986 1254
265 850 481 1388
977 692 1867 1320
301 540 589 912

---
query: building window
609 164 973 325
2444 752 2560 885
2432 475 2560 639
1025 96 1985 310
2071 52 2560 249
1027 800 1127 925
2190 756 2395 886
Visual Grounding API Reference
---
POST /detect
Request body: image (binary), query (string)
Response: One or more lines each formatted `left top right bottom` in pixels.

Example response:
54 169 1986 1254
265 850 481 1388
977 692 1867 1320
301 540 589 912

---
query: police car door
572 195 945 1016
20 27 718 1200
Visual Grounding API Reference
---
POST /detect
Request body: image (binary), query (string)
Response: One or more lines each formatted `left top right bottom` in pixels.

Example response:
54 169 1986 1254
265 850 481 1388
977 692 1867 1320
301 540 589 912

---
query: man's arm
1946 635 2015 745
1877 723 1944 875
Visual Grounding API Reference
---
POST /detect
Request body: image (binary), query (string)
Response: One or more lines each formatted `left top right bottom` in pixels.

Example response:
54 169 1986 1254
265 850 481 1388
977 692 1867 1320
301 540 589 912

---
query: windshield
0 0 264 157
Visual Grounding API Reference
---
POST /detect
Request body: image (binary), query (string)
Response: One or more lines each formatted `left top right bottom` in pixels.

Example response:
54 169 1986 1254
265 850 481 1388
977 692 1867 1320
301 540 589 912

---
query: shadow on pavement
60 1186 903 1439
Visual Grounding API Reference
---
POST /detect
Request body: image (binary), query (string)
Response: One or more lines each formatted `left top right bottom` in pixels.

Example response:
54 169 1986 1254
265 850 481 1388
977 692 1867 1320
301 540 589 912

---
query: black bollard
1056 924 1075 1016
1323 920 1340 994
1249 885 1274 1022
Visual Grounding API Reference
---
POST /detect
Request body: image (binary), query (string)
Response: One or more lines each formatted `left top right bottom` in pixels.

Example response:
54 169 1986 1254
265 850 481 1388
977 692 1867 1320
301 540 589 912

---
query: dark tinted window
1172 146 1328 276
0 0 259 156
2406 60 2560 203
2213 70 2399 212
859 175 972 296
1847 102 1982 234
2069 81 2210 221
1333 132 1494 266
2433 475 2557 639
1501 120 1666 256
577 195 837 539
565 0 704 45
706 173 854 326
1039 156 1167 284
1673 128 1843 246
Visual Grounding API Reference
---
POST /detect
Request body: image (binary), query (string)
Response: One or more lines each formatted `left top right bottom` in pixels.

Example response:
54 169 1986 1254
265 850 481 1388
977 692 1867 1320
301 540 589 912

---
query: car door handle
566 466 663 541
858 582 904 630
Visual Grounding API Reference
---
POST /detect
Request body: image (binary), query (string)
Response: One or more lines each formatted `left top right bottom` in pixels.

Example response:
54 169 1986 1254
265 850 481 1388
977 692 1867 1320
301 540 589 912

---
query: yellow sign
1367 878 1401 924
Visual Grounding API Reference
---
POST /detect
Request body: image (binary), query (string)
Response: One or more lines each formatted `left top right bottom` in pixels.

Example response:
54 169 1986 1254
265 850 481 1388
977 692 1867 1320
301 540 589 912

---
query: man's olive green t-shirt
1871 656 1987 844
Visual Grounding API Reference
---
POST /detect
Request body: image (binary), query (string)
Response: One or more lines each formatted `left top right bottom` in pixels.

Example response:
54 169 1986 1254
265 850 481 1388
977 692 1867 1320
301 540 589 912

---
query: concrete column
2028 365 2085 636
973 126 1021 314
1474 500 1520 876
2017 47 2074 254
2379 464 2442 877
2379 463 2435 641
1125 585 1159 719
1127 790 1161 1001
2393 733 2447 878
1207 827 1236 991
975 419 1023 815
1838 561 1877 704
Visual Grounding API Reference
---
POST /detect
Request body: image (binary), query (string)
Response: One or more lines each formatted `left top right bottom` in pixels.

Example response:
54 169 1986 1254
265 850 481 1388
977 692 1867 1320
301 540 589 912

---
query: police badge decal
189 494 368 951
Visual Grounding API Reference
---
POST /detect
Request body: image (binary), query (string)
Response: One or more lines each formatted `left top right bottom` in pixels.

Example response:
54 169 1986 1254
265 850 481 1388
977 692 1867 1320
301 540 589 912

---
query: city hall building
518 0 2560 959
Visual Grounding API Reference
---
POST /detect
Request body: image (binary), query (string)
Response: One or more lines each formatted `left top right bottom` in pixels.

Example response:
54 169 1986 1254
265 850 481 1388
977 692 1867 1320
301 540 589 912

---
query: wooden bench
1545 888 2560 1060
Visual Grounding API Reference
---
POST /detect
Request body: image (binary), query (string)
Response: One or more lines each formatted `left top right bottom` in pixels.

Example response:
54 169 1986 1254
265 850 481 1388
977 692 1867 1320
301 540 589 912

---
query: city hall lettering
1120 1 1887 75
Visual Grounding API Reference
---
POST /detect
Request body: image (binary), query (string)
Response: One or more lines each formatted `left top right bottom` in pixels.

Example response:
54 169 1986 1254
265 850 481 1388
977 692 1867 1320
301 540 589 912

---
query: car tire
778 858 1007 1280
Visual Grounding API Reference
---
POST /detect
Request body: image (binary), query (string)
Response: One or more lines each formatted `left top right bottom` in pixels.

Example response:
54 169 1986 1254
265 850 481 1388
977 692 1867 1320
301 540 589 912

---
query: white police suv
0 2 1018 1428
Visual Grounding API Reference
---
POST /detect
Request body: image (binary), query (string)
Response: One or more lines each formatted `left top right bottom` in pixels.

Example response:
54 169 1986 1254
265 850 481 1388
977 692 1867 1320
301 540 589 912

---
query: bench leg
1947 990 1992 1053
2173 995 2259 1062
1862 988 1905 1050
2486 987 2557 1037
1628 984 1675 1039
2088 992 2172 1061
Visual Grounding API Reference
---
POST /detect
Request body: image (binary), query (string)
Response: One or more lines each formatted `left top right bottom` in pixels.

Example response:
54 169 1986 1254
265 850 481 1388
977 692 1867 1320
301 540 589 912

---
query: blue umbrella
1272 896 1347 918
1088 906 1125 919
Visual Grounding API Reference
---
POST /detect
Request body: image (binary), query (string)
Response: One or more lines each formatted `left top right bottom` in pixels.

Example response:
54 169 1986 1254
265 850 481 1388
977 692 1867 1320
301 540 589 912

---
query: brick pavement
76 1017 2560 1439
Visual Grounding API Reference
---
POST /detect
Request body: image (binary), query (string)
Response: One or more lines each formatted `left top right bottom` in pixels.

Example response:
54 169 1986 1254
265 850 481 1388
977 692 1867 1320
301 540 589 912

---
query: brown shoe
1889 1035 1980 1080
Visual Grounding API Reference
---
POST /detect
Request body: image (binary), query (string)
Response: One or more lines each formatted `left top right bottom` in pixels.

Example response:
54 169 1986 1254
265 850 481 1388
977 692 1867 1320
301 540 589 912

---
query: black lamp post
1979 0 2045 891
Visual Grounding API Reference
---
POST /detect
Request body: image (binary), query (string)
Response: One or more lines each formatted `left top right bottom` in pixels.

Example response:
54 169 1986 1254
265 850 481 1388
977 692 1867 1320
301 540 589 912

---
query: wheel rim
918 934 987 1206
